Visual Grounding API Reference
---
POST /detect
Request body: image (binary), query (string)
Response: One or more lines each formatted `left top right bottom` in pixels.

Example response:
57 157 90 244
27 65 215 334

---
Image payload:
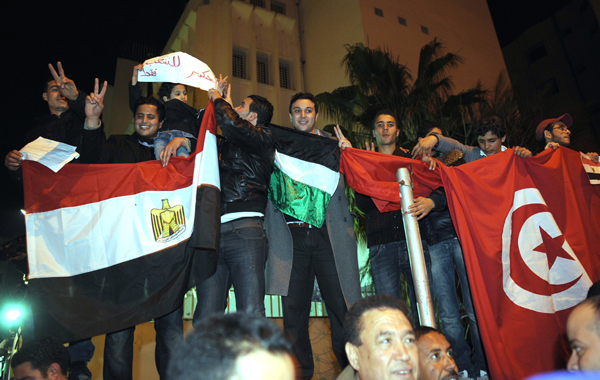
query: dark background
0 0 574 241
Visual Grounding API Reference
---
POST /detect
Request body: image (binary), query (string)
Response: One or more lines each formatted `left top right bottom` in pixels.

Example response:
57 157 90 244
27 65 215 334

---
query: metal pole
396 167 436 327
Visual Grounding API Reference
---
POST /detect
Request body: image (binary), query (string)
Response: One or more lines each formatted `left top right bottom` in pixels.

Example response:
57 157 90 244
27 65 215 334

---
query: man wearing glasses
535 114 598 161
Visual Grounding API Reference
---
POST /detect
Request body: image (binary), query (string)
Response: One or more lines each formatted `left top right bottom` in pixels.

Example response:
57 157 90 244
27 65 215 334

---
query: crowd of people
5 62 600 380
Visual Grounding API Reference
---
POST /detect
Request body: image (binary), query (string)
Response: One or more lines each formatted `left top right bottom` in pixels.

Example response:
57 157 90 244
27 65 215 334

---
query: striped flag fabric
268 125 340 227
22 102 221 343
581 152 600 184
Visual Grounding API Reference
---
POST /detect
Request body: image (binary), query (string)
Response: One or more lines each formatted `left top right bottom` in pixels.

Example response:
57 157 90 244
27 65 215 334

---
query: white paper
21 137 79 173
138 52 217 91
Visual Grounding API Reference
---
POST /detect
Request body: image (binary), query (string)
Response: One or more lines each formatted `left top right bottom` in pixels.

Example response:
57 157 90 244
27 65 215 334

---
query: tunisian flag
341 146 600 379
437 147 600 379
23 102 220 343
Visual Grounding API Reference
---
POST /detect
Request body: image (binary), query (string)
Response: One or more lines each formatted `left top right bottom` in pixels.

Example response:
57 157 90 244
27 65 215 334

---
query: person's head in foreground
415 326 458 380
11 337 70 380
476 116 506 156
566 295 600 371
168 312 295 380
536 114 573 148
344 295 419 380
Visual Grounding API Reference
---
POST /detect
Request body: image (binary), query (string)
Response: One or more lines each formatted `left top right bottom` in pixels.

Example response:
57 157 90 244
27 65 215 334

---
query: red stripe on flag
340 148 443 212
23 100 217 214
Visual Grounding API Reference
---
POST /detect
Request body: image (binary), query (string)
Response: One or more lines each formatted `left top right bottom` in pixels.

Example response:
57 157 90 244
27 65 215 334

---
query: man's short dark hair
414 325 440 340
158 82 185 103
373 110 397 129
475 116 506 139
288 93 319 114
43 76 56 93
11 337 70 376
248 95 274 125
134 97 166 122
168 313 293 380
344 295 414 347
579 295 600 336
588 281 600 298
417 121 444 139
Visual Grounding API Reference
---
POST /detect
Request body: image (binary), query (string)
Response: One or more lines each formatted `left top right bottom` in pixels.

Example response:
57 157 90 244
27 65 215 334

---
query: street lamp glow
5 309 21 322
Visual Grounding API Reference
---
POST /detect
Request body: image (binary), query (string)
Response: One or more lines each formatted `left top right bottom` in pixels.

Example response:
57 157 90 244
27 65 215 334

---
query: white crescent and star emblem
502 188 591 313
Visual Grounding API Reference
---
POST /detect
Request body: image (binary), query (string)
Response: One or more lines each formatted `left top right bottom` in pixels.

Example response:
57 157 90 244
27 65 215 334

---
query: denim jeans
193 217 267 326
369 240 432 324
154 130 195 160
282 225 348 380
429 237 486 375
67 339 95 363
103 306 183 380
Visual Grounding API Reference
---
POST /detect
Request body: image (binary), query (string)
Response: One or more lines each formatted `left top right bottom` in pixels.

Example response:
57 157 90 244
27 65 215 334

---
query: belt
286 221 314 228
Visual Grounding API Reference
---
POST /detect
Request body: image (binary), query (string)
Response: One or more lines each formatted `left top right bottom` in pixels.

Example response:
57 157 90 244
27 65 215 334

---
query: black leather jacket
215 98 275 215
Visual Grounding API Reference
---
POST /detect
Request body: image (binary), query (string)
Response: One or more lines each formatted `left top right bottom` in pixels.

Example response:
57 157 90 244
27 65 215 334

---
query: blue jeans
154 130 195 160
193 217 267 326
103 306 183 380
369 240 432 323
429 237 486 375
67 339 95 363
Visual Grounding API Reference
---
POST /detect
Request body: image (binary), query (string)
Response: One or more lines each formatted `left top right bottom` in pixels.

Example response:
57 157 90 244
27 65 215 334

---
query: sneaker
68 361 92 380
477 370 489 380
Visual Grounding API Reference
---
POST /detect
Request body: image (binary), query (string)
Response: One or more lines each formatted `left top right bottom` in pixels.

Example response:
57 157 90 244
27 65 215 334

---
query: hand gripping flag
437 147 600 379
23 102 221 343
340 148 443 211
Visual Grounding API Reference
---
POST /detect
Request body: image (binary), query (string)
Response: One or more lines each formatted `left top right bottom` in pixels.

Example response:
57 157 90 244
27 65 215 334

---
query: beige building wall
108 0 506 132
355 0 506 95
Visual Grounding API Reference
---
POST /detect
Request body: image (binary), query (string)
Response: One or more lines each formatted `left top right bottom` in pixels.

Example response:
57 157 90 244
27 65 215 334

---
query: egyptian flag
23 102 221 343
340 148 443 211
436 147 600 379
268 125 340 227
581 152 600 184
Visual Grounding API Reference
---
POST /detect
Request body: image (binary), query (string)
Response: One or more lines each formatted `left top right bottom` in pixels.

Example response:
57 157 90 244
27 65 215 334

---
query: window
421 25 429 35
374 7 384 17
279 61 292 89
398 16 407 26
271 0 286 15
527 43 547 64
536 78 559 96
232 49 247 79
257 55 269 85
250 0 265 8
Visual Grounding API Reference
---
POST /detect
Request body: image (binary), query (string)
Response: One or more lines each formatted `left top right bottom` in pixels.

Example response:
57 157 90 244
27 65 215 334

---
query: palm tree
316 39 479 147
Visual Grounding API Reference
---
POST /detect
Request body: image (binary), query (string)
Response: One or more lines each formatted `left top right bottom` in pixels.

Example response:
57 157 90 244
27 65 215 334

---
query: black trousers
282 225 348 380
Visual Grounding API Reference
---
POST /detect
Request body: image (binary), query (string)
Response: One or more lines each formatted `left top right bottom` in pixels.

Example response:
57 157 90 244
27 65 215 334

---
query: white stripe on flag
274 150 339 195
26 185 195 279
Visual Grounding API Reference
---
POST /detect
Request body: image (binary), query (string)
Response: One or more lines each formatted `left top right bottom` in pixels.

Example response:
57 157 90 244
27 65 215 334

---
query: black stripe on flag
268 124 340 172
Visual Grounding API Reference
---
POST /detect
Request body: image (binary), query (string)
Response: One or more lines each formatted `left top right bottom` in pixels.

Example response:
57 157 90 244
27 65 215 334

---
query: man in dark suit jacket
265 92 361 380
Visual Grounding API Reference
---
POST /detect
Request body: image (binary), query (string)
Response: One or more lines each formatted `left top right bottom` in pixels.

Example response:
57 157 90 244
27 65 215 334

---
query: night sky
0 0 574 241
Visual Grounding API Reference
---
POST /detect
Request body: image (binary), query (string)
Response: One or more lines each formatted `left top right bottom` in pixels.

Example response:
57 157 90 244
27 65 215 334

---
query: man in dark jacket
5 63 90 177
4 63 98 380
192 87 275 322
413 122 488 380
356 110 432 323
81 94 184 380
